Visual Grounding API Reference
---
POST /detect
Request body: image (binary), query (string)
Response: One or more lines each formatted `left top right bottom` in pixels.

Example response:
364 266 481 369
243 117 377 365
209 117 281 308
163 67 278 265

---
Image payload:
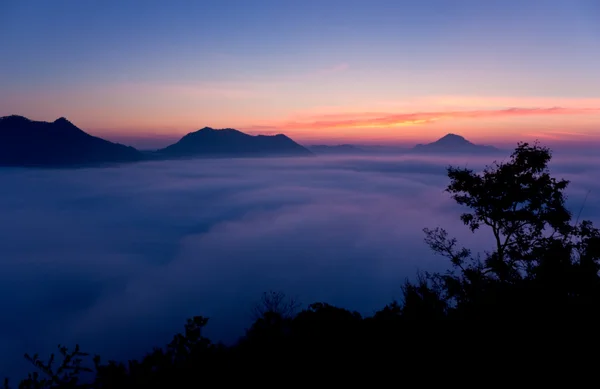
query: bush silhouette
5 142 600 387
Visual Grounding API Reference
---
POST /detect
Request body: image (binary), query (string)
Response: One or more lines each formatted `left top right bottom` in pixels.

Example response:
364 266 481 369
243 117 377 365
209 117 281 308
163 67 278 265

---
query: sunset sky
2 0 600 147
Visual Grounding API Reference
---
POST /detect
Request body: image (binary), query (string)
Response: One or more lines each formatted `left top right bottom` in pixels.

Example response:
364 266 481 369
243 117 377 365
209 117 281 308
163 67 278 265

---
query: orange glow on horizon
249 107 600 132
83 104 600 148
9 86 600 146
240 106 600 143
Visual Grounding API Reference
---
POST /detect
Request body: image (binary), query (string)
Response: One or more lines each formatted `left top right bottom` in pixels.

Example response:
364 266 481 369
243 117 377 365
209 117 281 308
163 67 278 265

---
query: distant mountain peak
158 126 312 157
183 127 246 141
434 133 471 145
195 127 243 133
440 133 465 140
412 133 499 155
53 117 79 129
0 115 142 166
267 133 289 139
0 116 314 166
0 115 31 123
54 117 72 124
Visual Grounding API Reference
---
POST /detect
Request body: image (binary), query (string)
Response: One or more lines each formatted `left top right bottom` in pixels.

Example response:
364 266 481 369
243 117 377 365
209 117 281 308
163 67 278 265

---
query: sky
1 0 600 147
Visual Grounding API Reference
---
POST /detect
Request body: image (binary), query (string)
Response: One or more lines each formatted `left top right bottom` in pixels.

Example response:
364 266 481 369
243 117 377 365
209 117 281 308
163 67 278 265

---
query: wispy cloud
523 130 600 142
248 107 600 131
421 96 600 110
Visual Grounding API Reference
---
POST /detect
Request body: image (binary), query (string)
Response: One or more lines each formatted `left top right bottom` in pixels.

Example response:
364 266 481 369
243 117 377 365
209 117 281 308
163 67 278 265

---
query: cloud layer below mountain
0 151 598 378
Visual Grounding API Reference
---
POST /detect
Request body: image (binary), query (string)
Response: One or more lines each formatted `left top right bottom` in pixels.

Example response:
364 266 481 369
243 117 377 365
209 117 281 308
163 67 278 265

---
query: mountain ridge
155 126 312 158
0 116 313 167
0 115 143 167
0 116 503 167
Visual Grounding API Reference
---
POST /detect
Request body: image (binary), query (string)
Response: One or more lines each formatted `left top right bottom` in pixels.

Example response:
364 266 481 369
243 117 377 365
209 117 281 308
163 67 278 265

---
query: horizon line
3 114 600 150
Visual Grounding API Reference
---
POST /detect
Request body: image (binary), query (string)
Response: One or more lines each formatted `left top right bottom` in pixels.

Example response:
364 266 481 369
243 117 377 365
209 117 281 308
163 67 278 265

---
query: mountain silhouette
0 115 142 167
411 133 500 154
155 127 313 158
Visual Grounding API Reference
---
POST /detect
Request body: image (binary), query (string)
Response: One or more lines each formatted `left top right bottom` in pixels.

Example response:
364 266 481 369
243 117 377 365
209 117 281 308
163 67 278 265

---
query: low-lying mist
1 150 598 377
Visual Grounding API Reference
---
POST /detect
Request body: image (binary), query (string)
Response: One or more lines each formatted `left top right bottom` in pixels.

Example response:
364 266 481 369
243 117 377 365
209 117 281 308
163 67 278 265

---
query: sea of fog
1 152 599 378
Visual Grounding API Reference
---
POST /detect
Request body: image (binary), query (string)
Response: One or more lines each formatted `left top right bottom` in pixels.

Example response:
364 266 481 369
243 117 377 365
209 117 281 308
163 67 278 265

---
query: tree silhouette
250 290 300 321
416 142 600 319
5 344 93 389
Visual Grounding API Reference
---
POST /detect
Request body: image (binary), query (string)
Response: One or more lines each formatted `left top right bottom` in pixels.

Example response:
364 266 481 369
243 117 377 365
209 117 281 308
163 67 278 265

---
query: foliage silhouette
417 142 600 320
4 345 93 389
4 141 600 387
250 290 301 321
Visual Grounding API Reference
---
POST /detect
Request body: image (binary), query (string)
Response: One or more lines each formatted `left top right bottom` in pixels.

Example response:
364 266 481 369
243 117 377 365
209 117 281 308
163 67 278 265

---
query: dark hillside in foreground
0 115 142 167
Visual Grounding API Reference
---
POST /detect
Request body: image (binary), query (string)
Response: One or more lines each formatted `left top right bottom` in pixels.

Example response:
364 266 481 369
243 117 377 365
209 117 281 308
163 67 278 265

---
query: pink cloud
425 96 600 110
250 107 600 132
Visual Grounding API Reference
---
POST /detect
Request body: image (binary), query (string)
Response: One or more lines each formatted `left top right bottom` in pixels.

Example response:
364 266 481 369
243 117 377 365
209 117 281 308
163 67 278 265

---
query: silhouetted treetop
445 142 572 271
421 141 600 318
